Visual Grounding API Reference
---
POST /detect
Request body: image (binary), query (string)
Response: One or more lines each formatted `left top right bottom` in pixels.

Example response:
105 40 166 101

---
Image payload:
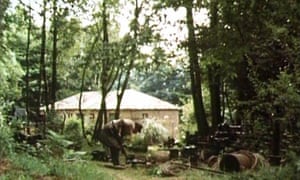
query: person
98 118 143 166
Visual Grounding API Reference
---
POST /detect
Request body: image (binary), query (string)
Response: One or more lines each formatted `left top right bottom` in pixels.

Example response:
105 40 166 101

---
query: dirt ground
0 159 11 174
96 161 224 180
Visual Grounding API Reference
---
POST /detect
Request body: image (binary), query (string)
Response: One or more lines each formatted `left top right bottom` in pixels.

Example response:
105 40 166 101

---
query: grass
1 140 299 180
0 151 231 180
0 153 113 180
1 152 299 180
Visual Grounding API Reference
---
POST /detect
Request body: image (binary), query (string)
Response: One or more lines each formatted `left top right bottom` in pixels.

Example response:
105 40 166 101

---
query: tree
39 0 49 135
92 0 122 140
114 0 144 119
24 4 33 134
51 0 58 110
79 26 101 138
206 0 222 130
0 1 24 117
184 0 208 136
135 64 190 105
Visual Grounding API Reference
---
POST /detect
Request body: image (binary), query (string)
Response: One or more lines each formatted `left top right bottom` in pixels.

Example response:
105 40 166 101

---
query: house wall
116 110 179 138
56 109 180 138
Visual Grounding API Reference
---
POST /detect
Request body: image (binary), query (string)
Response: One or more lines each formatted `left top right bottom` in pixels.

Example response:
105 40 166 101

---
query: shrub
64 116 84 150
179 98 197 141
9 153 48 176
35 130 73 159
0 123 15 158
139 118 169 145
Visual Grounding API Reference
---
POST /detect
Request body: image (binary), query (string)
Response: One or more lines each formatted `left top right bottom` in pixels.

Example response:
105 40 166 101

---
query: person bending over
98 119 143 166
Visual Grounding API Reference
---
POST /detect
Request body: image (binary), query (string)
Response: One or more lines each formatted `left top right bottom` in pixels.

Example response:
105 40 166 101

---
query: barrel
219 150 255 172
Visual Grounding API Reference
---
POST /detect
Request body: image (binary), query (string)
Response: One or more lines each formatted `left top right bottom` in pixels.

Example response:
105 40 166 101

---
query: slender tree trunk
208 66 222 131
93 1 110 140
79 33 101 138
25 6 32 134
185 1 208 136
79 67 87 138
100 0 109 125
39 0 49 136
115 0 140 119
93 91 107 140
224 83 234 122
208 0 222 131
235 55 255 124
51 0 58 111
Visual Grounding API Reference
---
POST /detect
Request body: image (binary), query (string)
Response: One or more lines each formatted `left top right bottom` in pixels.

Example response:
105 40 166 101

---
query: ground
95 161 226 180
0 156 226 180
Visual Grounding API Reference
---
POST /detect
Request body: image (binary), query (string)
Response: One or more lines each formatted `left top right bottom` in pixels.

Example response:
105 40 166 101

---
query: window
142 113 149 119
76 113 84 119
89 113 95 120
67 113 72 118
109 113 116 120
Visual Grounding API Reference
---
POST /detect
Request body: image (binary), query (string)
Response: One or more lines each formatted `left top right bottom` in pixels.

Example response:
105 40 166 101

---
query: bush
179 98 197 141
139 118 169 145
64 117 84 150
129 134 148 152
0 123 15 158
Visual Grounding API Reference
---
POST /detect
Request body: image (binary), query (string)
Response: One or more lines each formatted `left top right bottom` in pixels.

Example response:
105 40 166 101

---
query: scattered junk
147 150 170 164
13 131 43 146
91 150 109 162
155 161 188 177
166 122 270 173
91 121 276 175
126 154 151 167
218 150 269 172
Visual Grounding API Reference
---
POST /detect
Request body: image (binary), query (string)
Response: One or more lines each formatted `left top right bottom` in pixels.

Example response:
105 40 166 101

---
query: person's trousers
98 129 122 165
110 147 120 165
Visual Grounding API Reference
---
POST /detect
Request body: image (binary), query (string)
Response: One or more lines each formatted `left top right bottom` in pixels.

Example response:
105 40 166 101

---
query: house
53 89 181 138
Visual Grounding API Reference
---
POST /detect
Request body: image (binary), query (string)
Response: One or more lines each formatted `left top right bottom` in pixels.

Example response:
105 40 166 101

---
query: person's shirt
104 119 135 137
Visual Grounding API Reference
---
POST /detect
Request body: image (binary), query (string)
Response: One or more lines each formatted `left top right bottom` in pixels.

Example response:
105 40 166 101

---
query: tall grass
2 153 113 179
0 123 15 158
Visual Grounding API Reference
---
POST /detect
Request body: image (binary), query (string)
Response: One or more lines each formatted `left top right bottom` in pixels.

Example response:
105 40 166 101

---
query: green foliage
179 98 197 140
250 71 300 130
47 112 64 132
4 153 113 179
64 116 84 150
134 118 169 146
42 130 73 158
9 153 49 176
234 152 300 180
0 48 24 105
136 65 191 106
0 0 9 38
0 123 15 158
129 134 148 152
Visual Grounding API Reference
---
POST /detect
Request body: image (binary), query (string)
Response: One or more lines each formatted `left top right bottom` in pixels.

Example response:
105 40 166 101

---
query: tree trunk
234 55 255 124
79 31 101 138
115 0 139 119
39 0 49 136
208 0 222 131
208 66 222 131
79 67 87 138
51 0 58 111
185 1 209 136
93 91 107 140
93 1 110 140
25 6 32 135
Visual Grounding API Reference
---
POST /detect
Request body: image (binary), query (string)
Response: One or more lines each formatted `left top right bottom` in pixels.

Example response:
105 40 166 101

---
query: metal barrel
219 150 255 172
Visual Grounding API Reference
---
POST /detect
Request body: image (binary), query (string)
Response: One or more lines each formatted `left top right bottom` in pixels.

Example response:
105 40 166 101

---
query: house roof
54 89 180 111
